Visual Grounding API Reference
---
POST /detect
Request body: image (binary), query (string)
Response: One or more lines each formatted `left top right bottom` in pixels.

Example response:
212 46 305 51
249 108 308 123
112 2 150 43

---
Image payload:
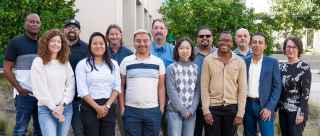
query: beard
67 31 78 42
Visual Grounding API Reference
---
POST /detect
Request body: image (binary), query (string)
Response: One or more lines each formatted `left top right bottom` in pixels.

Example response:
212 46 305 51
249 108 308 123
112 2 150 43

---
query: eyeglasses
286 46 297 49
198 34 212 38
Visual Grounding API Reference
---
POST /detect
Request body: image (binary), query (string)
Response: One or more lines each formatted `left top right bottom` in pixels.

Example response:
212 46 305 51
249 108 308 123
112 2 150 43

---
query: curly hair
38 29 70 64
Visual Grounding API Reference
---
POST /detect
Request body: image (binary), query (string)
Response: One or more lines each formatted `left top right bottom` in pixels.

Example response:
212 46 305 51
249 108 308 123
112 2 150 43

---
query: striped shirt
120 54 165 108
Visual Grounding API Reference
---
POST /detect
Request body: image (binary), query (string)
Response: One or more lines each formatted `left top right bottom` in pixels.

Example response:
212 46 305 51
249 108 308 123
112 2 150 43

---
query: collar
108 45 123 53
212 49 238 60
250 56 263 65
234 47 252 55
24 33 38 41
152 42 169 51
134 53 151 60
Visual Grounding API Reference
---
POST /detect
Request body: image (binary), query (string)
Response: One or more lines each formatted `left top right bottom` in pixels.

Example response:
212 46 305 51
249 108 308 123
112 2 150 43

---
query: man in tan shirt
201 31 247 136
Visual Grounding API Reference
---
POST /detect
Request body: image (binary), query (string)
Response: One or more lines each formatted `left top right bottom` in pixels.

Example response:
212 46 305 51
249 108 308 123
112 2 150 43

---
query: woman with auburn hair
31 29 75 136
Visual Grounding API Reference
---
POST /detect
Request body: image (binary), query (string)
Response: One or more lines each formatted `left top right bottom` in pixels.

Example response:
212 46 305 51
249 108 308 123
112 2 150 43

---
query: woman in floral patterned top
279 37 311 136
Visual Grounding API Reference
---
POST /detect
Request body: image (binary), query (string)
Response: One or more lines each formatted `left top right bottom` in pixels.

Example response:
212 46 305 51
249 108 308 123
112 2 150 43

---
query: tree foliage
161 0 274 54
270 0 320 37
0 0 76 66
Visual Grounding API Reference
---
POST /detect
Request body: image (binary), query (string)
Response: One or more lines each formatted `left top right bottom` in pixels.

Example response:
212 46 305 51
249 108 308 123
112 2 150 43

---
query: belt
247 97 259 102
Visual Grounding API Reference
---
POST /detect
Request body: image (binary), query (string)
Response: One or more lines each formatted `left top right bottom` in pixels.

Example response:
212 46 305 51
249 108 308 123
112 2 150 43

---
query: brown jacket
201 51 247 117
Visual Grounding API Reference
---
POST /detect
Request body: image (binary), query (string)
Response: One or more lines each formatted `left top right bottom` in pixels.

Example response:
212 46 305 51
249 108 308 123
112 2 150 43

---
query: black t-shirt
4 34 38 92
69 40 88 71
5 34 38 62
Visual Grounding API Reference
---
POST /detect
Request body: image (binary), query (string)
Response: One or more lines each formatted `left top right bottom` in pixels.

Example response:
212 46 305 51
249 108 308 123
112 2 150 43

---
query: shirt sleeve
112 60 121 93
75 59 90 97
201 57 211 115
119 58 127 75
298 63 312 117
236 59 247 117
159 58 165 75
62 62 75 105
31 57 57 111
4 39 18 61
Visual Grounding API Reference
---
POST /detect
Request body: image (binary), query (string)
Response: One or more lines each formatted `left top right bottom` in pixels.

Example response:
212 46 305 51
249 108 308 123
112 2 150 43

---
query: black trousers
80 99 116 136
194 106 204 136
204 104 237 136
279 109 306 136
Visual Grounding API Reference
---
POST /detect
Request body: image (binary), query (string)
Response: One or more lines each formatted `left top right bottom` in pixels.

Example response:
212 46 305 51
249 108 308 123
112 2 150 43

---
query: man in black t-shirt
63 19 88 136
3 13 42 136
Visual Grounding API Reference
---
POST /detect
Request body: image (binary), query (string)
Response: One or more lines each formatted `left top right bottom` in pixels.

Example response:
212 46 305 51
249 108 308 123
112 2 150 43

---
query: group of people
3 13 311 136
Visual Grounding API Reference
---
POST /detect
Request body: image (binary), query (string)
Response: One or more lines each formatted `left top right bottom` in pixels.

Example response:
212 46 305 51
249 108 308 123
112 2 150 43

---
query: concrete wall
74 0 162 48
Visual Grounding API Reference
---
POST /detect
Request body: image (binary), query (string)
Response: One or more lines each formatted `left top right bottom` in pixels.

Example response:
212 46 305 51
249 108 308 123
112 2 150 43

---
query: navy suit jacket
245 56 282 113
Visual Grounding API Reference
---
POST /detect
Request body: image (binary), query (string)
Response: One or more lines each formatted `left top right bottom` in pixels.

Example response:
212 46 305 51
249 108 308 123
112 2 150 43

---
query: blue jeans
14 95 42 136
123 106 161 136
71 99 84 136
38 103 73 136
244 99 274 136
166 111 196 136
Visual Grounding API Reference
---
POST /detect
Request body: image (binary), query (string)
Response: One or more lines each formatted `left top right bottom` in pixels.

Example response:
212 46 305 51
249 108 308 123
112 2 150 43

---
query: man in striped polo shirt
119 29 166 136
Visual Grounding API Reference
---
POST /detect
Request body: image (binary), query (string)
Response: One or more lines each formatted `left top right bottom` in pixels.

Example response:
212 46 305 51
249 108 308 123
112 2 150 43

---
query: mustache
154 32 164 39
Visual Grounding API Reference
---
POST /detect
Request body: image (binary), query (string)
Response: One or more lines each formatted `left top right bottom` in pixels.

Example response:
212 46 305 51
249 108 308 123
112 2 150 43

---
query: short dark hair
173 37 195 61
251 32 267 45
196 25 212 36
152 19 167 29
283 37 303 57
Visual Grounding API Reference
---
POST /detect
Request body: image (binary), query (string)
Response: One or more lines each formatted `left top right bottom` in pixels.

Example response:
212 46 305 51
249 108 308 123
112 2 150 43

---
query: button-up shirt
248 57 263 98
150 42 174 67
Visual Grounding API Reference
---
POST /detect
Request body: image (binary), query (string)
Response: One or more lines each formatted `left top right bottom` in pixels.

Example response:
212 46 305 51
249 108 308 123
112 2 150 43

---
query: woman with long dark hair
75 32 121 136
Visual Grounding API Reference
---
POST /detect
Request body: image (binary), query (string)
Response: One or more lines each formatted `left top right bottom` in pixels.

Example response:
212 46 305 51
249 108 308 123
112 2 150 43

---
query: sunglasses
198 34 212 38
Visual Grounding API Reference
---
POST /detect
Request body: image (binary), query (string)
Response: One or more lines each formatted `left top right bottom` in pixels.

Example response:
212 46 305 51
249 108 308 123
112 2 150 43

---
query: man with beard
4 13 42 136
150 19 174 67
193 26 216 136
234 28 252 59
201 32 247 136
63 19 88 136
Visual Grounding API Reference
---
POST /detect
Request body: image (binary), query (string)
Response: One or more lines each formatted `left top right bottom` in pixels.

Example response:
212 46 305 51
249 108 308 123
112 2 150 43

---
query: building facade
75 0 162 48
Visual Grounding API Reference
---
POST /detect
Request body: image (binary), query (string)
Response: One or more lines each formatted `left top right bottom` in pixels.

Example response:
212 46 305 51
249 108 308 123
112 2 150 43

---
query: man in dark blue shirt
3 13 42 136
105 24 132 136
193 26 216 136
106 24 133 65
64 19 88 136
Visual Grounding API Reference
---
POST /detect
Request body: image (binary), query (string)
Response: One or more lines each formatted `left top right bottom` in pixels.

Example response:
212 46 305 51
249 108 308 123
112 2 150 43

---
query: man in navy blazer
243 32 282 136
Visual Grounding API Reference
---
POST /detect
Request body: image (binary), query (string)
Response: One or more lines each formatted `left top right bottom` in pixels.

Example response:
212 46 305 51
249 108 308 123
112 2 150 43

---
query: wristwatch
105 104 111 109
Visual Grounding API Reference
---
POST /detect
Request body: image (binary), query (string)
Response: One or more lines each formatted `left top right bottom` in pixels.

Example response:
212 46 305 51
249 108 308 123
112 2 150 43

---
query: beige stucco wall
74 0 162 48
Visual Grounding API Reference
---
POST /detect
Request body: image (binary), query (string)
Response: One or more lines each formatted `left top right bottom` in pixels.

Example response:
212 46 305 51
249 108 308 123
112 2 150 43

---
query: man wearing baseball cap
63 19 88 136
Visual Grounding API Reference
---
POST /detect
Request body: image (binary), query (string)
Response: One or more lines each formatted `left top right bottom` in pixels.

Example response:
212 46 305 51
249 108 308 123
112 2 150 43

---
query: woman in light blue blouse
75 32 121 136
